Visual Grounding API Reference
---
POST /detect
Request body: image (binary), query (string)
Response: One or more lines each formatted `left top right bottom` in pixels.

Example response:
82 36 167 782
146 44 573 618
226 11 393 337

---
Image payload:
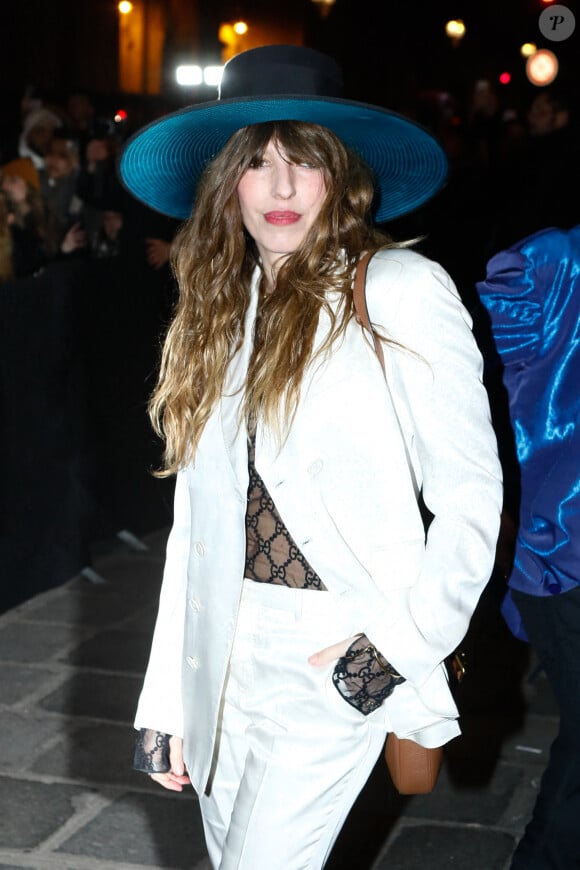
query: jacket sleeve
475 246 545 366
361 249 503 687
134 468 191 737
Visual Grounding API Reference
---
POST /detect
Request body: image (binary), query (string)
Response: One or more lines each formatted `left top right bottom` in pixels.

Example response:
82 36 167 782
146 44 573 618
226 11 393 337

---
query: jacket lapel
219 267 260 492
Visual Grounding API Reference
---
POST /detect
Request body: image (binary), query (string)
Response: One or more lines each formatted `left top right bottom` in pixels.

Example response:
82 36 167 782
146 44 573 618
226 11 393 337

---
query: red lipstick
264 211 300 225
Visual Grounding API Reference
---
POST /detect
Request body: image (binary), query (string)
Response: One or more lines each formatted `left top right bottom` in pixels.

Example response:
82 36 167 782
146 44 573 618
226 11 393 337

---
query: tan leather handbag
384 733 443 795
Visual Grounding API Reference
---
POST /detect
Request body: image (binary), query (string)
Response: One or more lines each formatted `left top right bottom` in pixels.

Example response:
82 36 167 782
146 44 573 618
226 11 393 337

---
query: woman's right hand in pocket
150 736 191 792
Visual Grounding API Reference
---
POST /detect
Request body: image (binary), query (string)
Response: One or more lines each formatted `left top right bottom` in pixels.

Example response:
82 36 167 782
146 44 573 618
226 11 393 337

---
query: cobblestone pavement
0 529 558 870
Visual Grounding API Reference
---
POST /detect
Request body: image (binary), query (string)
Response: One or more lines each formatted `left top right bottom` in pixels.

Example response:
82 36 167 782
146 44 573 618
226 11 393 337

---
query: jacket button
308 459 323 476
186 656 200 670
194 541 205 556
189 597 200 612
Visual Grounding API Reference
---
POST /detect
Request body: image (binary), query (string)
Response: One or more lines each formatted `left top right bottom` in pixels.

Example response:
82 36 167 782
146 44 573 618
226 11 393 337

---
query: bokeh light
445 19 466 39
526 48 559 86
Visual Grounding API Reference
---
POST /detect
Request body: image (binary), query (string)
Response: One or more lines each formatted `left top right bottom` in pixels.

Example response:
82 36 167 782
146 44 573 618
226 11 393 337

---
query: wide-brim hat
119 44 448 224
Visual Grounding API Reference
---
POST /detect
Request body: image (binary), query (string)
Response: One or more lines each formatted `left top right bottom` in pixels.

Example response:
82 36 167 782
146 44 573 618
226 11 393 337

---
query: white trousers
199 579 389 870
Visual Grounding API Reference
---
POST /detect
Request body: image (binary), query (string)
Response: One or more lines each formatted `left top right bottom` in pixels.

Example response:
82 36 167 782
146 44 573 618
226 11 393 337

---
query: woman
0 191 14 282
1 156 85 275
1 157 59 275
120 46 502 869
41 132 86 247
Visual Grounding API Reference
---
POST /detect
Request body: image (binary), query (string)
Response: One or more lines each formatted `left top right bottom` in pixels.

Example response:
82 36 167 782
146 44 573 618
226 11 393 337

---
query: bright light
445 19 466 39
175 66 223 87
118 1 133 14
176 65 203 86
233 21 248 35
499 72 511 85
114 109 128 123
520 42 537 58
526 48 559 86
203 66 224 87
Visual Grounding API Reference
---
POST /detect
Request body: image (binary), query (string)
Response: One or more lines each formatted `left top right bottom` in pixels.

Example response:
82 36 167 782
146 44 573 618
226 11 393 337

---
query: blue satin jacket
477 225 580 639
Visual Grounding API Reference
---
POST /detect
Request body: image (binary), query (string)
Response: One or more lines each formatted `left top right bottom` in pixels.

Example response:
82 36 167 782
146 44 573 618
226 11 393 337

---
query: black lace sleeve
332 634 406 715
133 728 172 774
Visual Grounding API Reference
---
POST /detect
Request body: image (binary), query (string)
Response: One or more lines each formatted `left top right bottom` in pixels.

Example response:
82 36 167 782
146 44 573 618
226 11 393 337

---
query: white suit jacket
135 248 503 793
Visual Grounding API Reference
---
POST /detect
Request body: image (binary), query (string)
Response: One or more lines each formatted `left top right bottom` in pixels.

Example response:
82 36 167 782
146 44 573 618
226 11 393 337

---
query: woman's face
45 140 78 180
1 175 28 205
237 138 327 278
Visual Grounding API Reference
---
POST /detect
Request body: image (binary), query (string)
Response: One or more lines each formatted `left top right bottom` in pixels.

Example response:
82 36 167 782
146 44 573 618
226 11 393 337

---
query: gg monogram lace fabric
332 634 406 715
133 728 171 773
245 425 327 589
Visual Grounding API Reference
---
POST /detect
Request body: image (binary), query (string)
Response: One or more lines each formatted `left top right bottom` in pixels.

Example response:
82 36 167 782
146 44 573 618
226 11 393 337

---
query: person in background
527 88 571 139
144 236 172 271
78 127 123 210
0 191 14 282
477 224 580 870
120 45 502 869
17 107 62 171
41 132 87 254
91 206 124 260
64 90 98 164
490 88 580 251
1 156 88 274
1 157 59 275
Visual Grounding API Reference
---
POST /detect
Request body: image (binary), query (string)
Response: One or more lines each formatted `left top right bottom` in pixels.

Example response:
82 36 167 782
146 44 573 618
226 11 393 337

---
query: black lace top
245 426 326 589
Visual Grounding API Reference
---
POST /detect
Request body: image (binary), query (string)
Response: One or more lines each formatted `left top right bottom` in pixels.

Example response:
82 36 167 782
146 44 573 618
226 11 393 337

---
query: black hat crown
219 45 344 100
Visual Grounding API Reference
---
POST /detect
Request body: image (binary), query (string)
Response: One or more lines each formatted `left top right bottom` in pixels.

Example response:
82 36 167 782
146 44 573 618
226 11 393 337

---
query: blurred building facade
2 0 307 101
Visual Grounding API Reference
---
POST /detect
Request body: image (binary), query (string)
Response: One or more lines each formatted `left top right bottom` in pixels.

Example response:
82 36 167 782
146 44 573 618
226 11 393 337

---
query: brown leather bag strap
353 251 386 376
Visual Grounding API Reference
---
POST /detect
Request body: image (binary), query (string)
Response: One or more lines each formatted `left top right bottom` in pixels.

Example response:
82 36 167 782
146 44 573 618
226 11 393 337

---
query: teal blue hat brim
119 95 448 223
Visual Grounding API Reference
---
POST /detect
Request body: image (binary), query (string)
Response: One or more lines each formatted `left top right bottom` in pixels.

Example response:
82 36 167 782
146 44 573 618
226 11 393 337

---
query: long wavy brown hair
0 194 14 282
150 121 399 475
4 181 60 256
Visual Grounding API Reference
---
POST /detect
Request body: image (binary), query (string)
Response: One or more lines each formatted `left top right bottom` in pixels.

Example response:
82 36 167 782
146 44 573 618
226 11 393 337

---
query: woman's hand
145 238 171 269
308 636 360 667
314 635 406 715
61 222 87 254
149 736 191 792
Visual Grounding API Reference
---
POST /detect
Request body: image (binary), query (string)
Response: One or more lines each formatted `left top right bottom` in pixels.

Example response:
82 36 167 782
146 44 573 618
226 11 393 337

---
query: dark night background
1 0 579 116
1 0 579 609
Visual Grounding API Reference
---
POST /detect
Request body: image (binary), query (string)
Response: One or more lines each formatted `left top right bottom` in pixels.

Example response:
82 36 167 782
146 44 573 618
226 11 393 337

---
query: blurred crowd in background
0 88 180 282
0 89 180 610
1 77 578 288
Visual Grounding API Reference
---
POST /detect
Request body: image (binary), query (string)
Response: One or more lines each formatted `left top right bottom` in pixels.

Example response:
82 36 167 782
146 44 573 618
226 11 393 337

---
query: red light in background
499 72 511 85
114 109 128 123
